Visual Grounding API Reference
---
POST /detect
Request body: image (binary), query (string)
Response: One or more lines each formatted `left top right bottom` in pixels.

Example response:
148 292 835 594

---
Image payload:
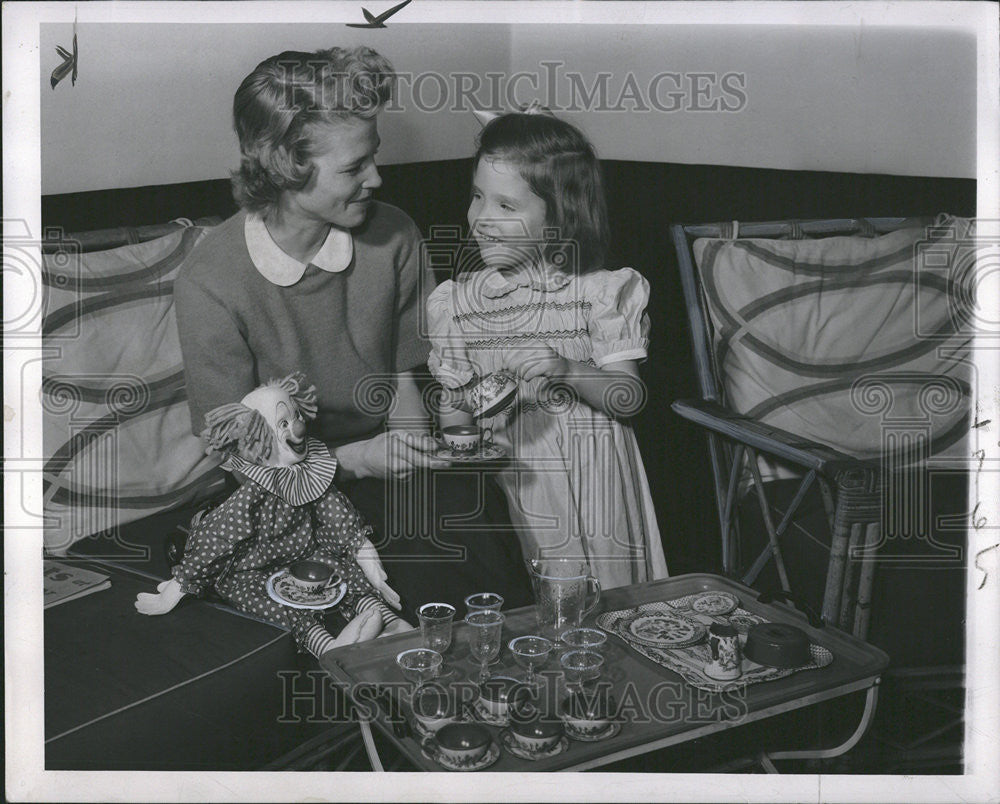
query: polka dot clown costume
135 372 411 657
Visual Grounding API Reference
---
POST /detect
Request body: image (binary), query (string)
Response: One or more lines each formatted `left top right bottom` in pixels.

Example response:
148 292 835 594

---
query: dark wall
41 161 976 574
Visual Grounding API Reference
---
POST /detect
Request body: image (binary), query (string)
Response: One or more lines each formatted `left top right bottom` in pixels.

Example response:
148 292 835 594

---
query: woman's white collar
244 213 354 287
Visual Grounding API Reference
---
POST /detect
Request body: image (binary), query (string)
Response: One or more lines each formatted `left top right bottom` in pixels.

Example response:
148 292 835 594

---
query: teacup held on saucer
436 424 493 455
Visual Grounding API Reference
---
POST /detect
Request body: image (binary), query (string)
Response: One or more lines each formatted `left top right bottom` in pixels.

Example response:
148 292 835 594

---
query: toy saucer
689 590 740 616
499 729 569 761
421 737 501 771
467 698 510 727
564 720 621 742
433 444 508 464
266 570 346 610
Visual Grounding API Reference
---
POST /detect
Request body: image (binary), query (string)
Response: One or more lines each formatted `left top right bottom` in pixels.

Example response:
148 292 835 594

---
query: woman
174 46 533 625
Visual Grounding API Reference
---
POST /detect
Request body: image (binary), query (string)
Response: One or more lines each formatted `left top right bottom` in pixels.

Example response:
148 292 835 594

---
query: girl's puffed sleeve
588 268 652 367
426 281 476 389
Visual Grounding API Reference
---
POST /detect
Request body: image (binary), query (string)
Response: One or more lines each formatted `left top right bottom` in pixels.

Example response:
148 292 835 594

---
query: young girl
427 109 668 589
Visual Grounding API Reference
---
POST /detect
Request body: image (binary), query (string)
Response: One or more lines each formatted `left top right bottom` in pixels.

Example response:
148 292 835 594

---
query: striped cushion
42 226 226 553
693 217 972 472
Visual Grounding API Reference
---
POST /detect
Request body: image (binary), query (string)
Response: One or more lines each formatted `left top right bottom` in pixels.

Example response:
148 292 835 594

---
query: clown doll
135 373 412 657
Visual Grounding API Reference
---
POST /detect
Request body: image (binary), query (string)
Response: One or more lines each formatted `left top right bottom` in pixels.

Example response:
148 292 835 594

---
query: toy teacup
288 560 341 595
434 722 492 763
411 685 461 733
509 712 564 752
436 424 493 454
478 676 532 718
560 689 616 735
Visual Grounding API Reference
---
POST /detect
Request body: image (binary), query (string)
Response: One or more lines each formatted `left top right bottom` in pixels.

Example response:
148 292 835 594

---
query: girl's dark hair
231 46 395 213
475 112 610 273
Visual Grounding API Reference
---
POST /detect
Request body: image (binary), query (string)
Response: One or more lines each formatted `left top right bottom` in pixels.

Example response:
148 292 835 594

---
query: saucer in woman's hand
266 569 347 610
433 444 508 464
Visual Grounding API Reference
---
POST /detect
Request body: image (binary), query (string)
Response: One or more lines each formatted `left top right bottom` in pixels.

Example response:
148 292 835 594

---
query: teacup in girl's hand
467 371 517 418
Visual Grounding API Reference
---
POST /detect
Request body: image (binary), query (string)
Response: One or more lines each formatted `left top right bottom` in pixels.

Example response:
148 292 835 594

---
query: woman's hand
501 342 569 383
357 538 402 610
335 431 449 480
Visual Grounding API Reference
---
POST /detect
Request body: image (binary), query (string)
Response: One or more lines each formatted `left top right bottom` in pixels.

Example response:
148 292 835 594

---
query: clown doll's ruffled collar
222 438 337 506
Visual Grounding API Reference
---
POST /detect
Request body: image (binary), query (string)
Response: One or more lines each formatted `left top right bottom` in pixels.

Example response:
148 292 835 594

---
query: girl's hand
357 538 402 610
501 343 569 383
336 431 449 480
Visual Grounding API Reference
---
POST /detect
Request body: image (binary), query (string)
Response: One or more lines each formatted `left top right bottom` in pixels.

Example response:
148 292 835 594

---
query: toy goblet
396 648 443 693
465 610 505 685
509 635 554 687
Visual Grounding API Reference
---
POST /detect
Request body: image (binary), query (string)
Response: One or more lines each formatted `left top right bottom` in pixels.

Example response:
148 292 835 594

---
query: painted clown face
241 385 308 467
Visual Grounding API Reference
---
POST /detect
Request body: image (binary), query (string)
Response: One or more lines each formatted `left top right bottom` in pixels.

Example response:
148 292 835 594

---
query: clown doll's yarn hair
270 372 319 420
201 402 275 464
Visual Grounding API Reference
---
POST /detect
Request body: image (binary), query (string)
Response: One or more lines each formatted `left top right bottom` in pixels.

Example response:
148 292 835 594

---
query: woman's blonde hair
231 47 395 213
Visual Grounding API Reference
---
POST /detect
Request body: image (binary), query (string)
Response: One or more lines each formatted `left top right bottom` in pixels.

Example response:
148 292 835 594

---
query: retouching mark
972 419 991 428
975 543 999 591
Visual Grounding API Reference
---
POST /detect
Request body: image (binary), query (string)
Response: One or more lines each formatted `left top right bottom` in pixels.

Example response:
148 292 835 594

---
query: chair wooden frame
669 217 927 639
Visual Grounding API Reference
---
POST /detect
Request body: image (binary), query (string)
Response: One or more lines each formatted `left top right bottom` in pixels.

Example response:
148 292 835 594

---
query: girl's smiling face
468 157 548 271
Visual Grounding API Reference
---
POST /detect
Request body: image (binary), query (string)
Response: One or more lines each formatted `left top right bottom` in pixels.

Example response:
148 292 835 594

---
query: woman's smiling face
467 157 548 270
281 117 382 230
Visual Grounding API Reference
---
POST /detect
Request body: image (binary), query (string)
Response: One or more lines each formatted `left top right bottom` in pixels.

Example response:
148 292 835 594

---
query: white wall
40 22 975 194
39 23 510 194
509 24 976 179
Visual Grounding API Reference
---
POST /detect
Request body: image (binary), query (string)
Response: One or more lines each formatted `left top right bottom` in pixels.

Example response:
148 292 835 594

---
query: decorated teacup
560 689 615 735
478 676 531 718
434 722 492 764
435 424 493 454
509 712 564 753
288 560 341 595
411 685 460 733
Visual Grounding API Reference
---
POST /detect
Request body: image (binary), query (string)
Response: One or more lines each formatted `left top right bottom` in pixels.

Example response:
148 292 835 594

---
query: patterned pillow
42 225 226 553
692 216 972 474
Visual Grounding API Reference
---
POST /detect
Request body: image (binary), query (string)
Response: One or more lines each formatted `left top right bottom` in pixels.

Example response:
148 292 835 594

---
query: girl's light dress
427 265 669 590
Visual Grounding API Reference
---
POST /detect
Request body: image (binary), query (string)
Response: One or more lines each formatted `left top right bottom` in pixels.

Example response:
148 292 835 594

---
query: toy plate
689 590 740 616
618 611 707 649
